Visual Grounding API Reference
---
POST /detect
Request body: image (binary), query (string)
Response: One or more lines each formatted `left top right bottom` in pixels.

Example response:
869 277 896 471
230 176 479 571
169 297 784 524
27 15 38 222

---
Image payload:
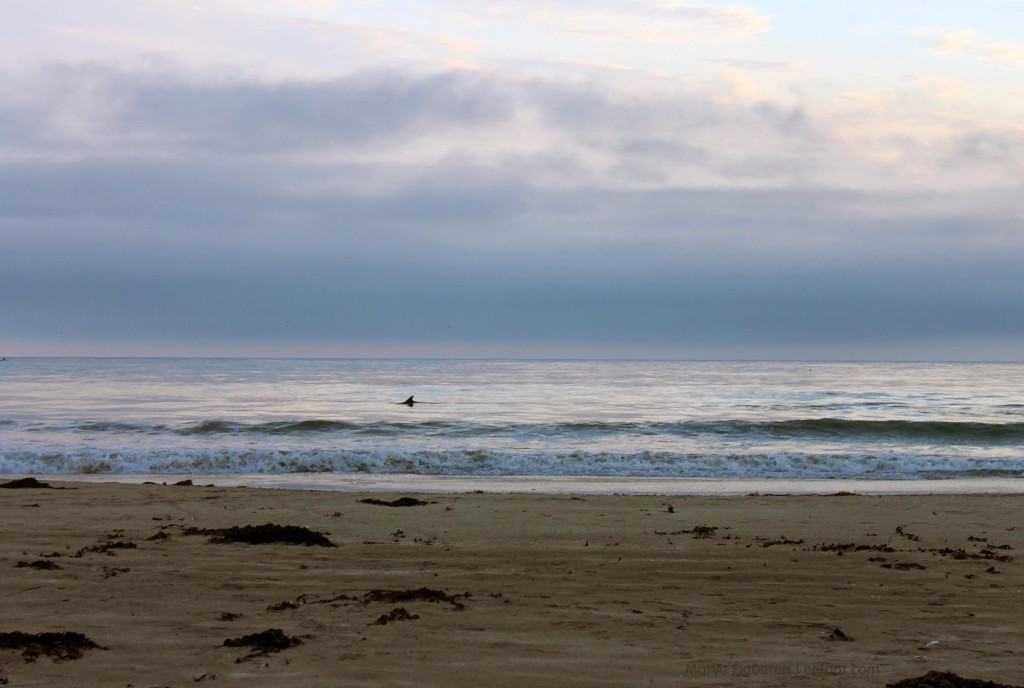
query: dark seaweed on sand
15 560 63 570
827 628 853 641
814 542 894 553
266 593 355 610
267 601 300 612
223 629 301 661
372 607 420 625
363 588 470 611
0 477 53 489
882 562 927 570
359 497 434 507
653 525 719 539
0 632 104 661
925 547 1014 562
185 523 337 547
73 540 137 557
886 671 1022 688
760 536 805 548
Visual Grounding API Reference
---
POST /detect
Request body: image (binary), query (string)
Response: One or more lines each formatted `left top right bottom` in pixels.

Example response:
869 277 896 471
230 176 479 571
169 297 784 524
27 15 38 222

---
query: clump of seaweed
925 547 1014 563
73 540 137 558
363 588 470 611
265 593 355 611
895 525 921 542
359 497 434 507
223 629 301 661
184 523 336 547
886 670 1022 688
372 608 420 625
267 601 300 612
15 560 63 571
0 631 104 661
882 562 927 571
654 525 720 539
0 478 54 489
760 536 805 548
814 542 894 554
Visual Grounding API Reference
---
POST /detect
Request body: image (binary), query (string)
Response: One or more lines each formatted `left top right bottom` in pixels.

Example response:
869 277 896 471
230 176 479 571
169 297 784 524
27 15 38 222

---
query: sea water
1 358 1023 493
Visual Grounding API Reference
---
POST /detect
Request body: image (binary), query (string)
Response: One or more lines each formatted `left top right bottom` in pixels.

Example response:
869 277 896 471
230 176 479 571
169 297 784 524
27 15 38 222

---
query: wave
73 421 157 434
704 419 1024 443
10 417 1024 444
176 419 363 435
2 447 1023 480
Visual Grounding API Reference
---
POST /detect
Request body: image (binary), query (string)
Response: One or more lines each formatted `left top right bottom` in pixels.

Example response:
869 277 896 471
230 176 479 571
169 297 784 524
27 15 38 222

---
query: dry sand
1 480 1022 687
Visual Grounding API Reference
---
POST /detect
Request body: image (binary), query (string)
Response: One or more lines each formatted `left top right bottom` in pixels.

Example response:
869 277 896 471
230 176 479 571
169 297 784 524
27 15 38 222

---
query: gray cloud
9 61 1018 196
1 64 516 155
2 62 1023 359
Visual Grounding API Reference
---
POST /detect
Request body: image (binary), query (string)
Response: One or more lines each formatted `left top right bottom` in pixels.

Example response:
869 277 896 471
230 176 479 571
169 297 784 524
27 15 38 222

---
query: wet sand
1 480 1021 686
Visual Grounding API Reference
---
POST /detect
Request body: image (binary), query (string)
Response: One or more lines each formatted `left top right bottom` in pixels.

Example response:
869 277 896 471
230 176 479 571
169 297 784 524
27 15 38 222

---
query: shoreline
1 480 1021 686
8 473 1024 495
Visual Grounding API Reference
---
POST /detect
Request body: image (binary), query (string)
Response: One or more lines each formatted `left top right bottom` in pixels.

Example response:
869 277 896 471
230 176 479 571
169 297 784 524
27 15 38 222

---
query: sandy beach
1 480 1021 687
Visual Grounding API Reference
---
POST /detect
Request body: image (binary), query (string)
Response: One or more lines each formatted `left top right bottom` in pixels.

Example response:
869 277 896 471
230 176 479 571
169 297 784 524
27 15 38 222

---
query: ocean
1 358 1023 494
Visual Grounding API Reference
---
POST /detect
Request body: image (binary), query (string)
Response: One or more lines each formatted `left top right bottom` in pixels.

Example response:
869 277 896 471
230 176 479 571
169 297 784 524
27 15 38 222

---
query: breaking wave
2 447 1023 480
16 417 1024 445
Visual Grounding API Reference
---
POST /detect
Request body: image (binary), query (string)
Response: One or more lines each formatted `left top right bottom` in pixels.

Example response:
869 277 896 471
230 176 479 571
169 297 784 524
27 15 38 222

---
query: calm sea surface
1 358 1023 491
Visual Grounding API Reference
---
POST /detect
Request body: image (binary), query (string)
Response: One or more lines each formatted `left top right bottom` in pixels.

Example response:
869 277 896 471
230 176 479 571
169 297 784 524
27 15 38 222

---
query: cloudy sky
2 0 1022 359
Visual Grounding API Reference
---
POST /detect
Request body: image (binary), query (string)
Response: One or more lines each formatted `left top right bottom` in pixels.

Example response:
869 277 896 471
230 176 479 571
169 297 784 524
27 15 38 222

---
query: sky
1 0 1023 360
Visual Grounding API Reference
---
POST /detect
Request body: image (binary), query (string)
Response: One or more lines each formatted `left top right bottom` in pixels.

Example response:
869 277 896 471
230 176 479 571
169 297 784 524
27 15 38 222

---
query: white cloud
924 27 979 54
908 75 971 100
918 27 1024 67
0 0 476 77
440 0 771 44
714 59 806 77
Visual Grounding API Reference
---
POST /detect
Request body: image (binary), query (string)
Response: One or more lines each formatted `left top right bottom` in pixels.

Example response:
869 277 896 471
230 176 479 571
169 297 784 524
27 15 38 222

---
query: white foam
18 473 1024 495
2 446 1023 480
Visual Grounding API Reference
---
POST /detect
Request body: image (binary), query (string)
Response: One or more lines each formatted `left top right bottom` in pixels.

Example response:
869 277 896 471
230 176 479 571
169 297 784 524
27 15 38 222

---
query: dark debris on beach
814 542 894 553
262 587 471 621
363 587 470 611
184 523 337 547
359 497 434 507
223 629 302 661
73 540 138 558
0 477 55 489
372 607 420 625
826 627 853 641
0 632 104 662
881 562 927 570
925 547 1014 562
760 536 805 548
653 525 720 540
15 560 63 571
887 671 1023 688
